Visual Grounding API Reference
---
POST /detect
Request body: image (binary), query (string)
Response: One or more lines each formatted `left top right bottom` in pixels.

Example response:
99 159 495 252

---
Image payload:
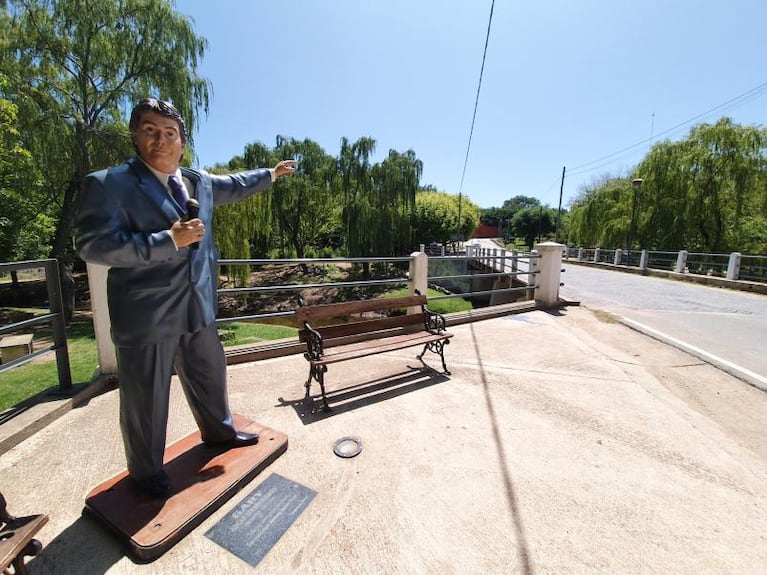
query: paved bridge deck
1 306 765 574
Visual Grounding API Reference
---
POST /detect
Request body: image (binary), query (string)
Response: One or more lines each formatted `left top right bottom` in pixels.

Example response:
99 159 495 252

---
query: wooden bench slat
309 331 454 366
295 295 426 323
0 514 48 572
298 313 424 343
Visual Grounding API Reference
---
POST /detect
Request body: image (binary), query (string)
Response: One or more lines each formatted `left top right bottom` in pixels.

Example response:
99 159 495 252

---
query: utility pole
555 166 565 242
626 178 644 265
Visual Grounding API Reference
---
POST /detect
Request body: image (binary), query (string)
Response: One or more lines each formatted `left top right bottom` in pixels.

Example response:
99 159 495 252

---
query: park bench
0 492 48 575
295 292 453 411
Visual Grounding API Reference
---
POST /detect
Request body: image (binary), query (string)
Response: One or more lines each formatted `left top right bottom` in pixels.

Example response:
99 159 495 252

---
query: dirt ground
569 305 767 461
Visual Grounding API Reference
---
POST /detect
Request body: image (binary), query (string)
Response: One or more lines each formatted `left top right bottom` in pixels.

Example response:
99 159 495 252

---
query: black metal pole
45 258 73 392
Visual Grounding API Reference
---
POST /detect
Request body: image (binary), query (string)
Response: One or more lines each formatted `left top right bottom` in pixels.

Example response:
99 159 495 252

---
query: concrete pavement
1 305 766 574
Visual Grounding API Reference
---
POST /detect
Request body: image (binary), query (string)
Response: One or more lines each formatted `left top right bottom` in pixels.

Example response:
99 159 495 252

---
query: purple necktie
167 174 189 214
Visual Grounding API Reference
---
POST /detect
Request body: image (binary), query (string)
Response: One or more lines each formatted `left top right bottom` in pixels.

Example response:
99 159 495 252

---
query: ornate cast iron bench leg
304 364 331 412
417 339 451 375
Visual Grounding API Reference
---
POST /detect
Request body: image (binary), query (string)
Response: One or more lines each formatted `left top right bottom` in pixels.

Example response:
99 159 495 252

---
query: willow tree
569 118 767 253
210 142 275 286
338 137 422 261
271 136 338 259
371 149 421 255
338 136 377 258
636 118 767 252
568 177 634 248
2 0 210 317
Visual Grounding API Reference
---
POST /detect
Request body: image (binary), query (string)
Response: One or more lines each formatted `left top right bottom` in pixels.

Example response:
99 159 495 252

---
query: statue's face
131 110 186 173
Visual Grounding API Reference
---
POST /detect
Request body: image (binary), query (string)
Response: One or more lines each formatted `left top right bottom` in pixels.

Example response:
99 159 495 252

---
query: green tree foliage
2 0 210 316
209 135 427 284
511 206 556 248
503 195 541 214
569 117 767 253
481 195 542 237
271 136 338 258
209 142 274 286
413 190 480 245
371 149 422 254
0 88 54 263
338 137 421 257
568 176 634 248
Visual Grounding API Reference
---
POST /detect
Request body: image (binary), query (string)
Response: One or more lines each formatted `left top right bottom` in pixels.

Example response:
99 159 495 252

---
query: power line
567 80 767 177
457 0 495 230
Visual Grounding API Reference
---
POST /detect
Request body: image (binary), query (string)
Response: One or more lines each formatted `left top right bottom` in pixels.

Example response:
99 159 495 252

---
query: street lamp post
626 178 644 265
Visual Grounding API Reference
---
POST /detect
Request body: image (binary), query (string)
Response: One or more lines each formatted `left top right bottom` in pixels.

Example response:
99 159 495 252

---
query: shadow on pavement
28 515 123 575
276 366 450 424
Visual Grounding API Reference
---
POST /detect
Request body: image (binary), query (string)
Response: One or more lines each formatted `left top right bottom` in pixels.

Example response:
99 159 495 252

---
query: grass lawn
384 287 474 314
0 313 99 412
0 316 298 413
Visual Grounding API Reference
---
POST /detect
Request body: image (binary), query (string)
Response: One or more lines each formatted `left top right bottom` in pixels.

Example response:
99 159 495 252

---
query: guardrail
428 245 540 303
566 247 767 284
215 256 411 325
84 244 566 374
0 259 72 392
214 248 541 325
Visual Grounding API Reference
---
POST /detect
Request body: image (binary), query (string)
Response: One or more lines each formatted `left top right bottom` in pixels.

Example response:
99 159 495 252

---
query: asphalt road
559 262 767 386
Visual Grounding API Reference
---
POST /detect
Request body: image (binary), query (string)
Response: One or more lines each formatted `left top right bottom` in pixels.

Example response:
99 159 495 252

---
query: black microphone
185 198 200 251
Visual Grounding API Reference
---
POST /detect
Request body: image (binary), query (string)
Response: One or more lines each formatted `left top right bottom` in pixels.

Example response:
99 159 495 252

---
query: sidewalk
1 305 766 574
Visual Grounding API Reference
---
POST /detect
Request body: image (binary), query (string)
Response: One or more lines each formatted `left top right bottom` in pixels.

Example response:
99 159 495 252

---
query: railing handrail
566 246 767 285
0 259 72 391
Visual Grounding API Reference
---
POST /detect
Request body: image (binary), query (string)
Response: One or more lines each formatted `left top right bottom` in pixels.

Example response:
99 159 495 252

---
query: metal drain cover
333 436 363 458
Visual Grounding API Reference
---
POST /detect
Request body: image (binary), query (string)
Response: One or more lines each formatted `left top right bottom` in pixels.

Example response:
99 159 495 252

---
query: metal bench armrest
422 304 447 334
302 322 324 361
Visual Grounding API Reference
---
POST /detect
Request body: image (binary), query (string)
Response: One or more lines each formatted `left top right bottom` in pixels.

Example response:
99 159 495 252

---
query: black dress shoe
204 431 259 448
134 470 173 499
231 431 259 447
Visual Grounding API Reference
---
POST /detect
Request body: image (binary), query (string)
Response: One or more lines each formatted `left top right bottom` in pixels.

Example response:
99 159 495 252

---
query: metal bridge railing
427 249 540 302
565 246 767 285
214 256 412 325
0 259 72 392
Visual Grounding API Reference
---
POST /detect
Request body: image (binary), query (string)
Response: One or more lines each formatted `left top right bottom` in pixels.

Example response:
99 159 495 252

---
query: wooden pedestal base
83 415 288 562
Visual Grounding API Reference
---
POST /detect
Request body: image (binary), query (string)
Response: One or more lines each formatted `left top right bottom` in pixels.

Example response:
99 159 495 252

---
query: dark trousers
115 324 236 480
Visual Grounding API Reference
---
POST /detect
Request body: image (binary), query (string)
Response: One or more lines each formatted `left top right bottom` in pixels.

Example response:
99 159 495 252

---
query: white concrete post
640 249 649 270
409 251 428 314
577 247 584 261
534 242 564 307
614 249 622 266
419 243 425 253
511 250 518 273
675 250 688 273
85 262 117 376
726 252 741 280
593 248 600 263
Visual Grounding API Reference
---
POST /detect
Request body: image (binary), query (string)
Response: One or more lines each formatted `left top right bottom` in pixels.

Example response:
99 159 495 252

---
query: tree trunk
49 176 81 323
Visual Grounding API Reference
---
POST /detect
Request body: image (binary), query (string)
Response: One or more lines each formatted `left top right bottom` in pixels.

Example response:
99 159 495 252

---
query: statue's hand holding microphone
168 174 203 251
169 198 203 250
184 199 200 250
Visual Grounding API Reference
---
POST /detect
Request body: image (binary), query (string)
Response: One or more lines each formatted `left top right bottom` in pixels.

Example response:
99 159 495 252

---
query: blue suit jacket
76 157 272 345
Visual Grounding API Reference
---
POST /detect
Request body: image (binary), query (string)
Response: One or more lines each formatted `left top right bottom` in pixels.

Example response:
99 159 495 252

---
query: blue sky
175 0 766 210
